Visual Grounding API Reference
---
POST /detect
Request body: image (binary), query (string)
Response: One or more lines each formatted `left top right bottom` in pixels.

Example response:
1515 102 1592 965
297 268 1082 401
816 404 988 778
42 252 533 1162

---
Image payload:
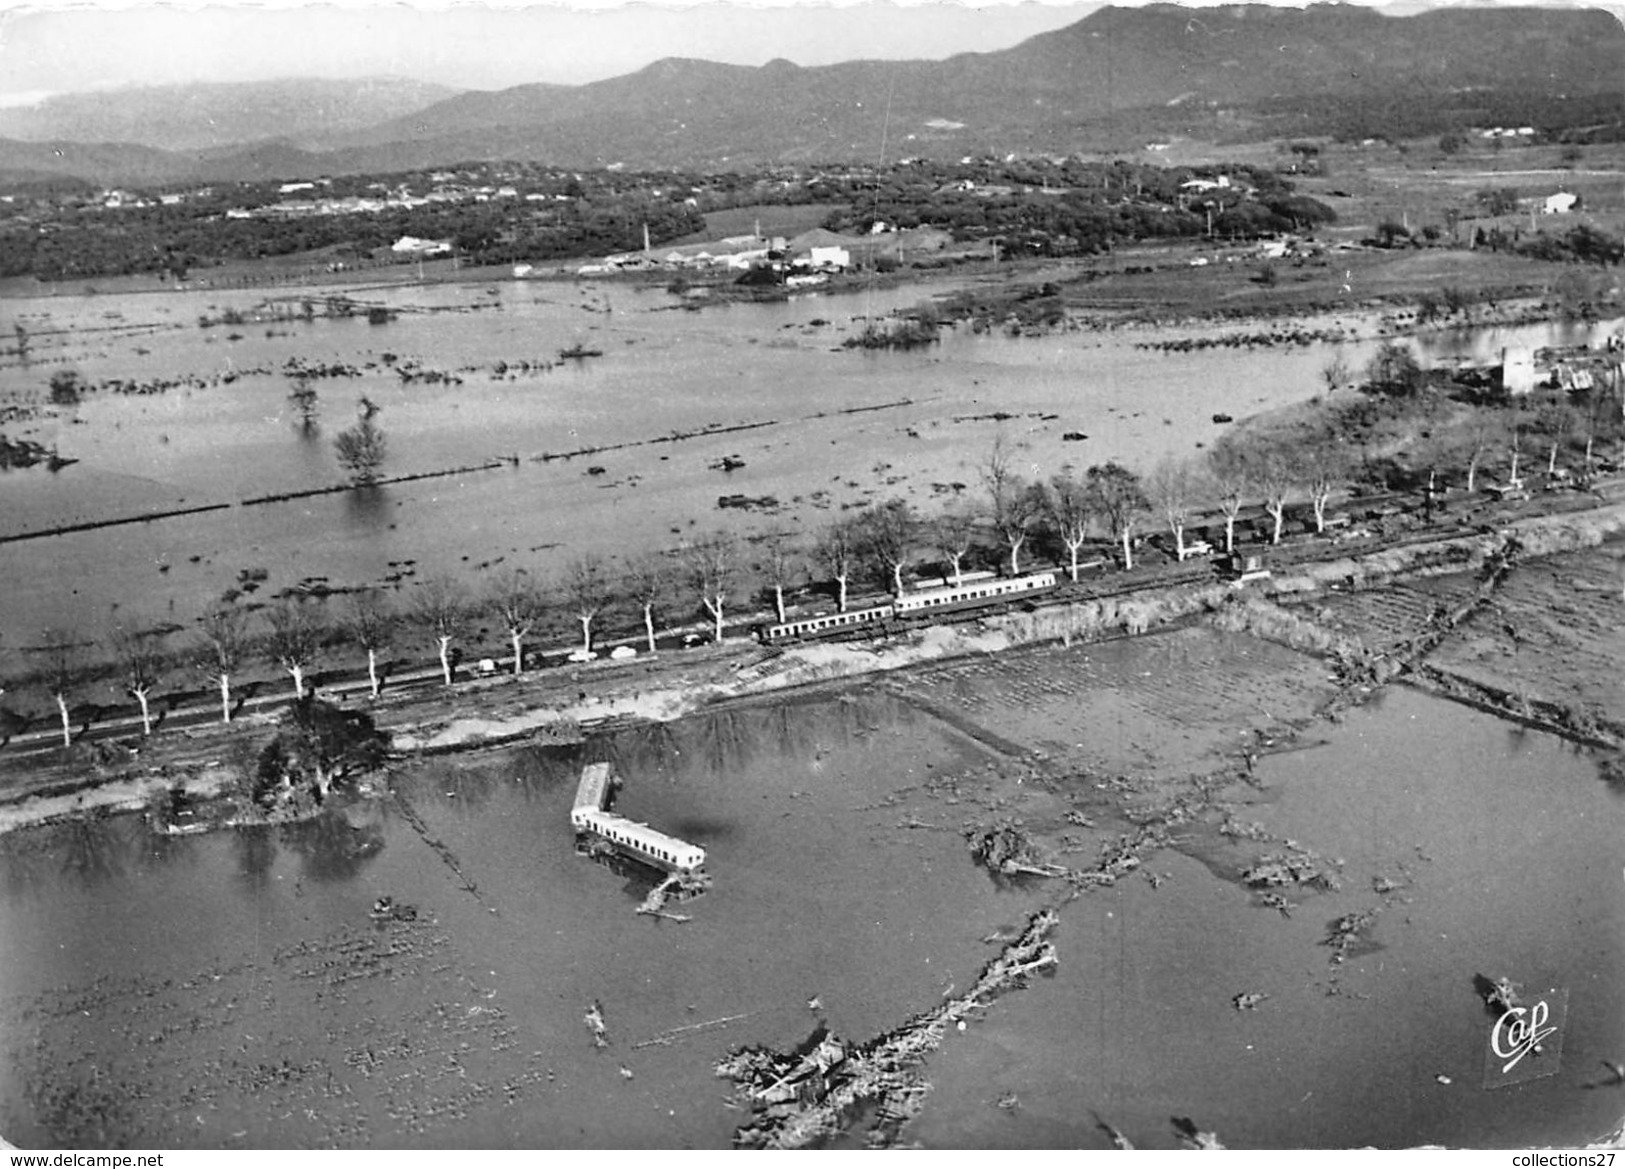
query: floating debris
1095 1115 1135 1150
584 1001 609 1048
1172 1116 1226 1150
1478 974 1522 1014
716 909 1060 1148
966 821 1068 879
1324 908 1381 965
369 896 418 923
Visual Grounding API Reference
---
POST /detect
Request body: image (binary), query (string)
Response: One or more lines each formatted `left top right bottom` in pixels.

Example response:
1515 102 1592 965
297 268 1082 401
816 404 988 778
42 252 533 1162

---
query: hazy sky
0 0 1565 103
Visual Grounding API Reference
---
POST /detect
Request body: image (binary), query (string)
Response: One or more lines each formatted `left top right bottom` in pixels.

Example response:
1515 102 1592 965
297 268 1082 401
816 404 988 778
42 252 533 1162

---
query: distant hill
0 77 459 153
2 4 1620 184
316 3 1625 168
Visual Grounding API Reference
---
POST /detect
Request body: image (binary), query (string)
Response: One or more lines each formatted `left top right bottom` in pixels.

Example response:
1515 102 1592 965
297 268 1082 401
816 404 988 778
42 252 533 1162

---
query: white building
1543 192 1579 215
1501 346 1536 396
391 236 453 256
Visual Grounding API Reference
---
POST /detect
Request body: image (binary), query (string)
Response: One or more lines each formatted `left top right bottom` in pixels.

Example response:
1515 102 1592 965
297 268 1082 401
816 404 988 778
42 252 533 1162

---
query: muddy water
6 277 1610 641
911 684 1625 1150
0 691 1045 1148
4 639 1623 1148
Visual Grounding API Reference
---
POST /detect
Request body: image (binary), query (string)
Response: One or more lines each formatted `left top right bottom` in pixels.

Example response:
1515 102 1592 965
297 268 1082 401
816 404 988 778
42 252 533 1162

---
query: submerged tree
289 378 319 427
334 403 387 487
198 604 247 723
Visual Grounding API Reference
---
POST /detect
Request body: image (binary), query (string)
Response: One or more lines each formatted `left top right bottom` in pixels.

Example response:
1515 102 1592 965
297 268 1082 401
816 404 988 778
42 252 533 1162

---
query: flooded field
3 627 1621 1149
6 274 1614 641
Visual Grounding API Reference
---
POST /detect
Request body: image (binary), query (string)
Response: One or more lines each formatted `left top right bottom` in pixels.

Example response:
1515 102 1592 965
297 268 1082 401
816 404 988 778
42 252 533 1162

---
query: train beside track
757 570 1061 644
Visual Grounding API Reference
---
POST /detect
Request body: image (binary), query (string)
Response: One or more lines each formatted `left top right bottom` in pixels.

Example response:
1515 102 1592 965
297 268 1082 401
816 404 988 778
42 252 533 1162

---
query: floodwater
4 274 1613 640
2 647 1622 1149
911 684 1625 1150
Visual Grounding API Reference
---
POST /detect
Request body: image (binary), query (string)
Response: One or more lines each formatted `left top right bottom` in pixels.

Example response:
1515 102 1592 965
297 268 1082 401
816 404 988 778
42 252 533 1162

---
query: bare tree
1206 442 1250 554
1507 420 1525 488
815 518 860 612
1086 463 1149 570
344 590 396 697
265 598 325 700
983 432 1042 574
859 500 913 594
626 554 666 653
1146 456 1201 560
110 626 165 736
1046 469 1093 582
288 378 319 431
412 576 467 685
34 628 82 748
1321 351 1351 394
565 554 609 654
334 403 388 487
931 506 978 587
1299 444 1349 534
1537 400 1578 477
760 532 799 624
1241 448 1295 545
1464 414 1500 492
486 570 542 675
197 604 247 723
686 533 737 644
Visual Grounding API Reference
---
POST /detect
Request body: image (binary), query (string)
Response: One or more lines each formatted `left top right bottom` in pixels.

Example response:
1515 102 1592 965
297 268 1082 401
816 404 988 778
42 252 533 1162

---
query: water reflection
278 810 384 883
231 824 278 889
342 485 391 530
55 814 134 885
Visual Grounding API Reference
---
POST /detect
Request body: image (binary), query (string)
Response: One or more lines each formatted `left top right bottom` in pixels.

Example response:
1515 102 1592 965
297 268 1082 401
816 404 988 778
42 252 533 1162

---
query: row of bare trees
9 536 751 746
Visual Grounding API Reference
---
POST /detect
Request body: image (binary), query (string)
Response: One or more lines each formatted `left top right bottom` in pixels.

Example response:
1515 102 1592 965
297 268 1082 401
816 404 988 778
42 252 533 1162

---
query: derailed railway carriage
758 571 1060 643
572 808 708 874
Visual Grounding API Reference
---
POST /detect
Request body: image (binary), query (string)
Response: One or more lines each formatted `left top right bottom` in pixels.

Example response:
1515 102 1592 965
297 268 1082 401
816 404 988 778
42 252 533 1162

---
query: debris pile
965 821 1068 879
716 908 1060 1148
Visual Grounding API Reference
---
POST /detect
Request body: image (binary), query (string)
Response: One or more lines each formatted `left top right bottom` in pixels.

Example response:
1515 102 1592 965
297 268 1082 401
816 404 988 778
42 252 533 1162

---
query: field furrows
893 628 1334 773
1308 577 1481 655
1428 546 1625 722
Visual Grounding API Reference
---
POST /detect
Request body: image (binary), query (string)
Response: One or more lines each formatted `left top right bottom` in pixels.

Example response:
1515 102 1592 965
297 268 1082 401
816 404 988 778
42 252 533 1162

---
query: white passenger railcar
755 572 1062 643
892 571 1059 617
573 808 707 874
757 601 894 643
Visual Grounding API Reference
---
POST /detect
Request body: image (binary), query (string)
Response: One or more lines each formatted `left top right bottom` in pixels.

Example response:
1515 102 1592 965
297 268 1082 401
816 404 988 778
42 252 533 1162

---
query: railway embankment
6 498 1625 839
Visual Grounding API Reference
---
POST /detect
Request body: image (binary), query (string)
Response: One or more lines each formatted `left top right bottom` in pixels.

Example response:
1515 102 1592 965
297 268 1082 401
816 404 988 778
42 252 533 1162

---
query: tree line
7 339 1613 750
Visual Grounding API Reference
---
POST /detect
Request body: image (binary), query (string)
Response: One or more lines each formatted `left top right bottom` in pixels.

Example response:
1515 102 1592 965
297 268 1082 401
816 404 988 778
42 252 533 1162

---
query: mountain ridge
2 4 1620 185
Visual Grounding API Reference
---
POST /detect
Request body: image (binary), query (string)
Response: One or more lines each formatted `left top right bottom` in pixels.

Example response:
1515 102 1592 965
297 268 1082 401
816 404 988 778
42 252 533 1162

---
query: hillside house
1543 192 1579 215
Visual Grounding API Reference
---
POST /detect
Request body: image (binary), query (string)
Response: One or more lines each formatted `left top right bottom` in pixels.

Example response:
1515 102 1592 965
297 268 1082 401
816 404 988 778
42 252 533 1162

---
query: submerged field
2 612 1622 1150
